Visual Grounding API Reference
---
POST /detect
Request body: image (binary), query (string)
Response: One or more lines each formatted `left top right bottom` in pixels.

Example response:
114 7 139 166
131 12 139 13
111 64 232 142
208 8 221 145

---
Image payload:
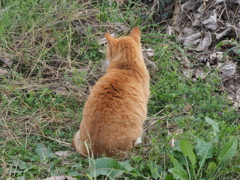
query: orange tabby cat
72 27 150 157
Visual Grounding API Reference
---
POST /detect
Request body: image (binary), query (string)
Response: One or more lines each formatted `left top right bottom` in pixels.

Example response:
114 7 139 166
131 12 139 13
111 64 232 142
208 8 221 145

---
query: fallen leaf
52 86 68 95
196 32 212 51
142 48 157 74
202 12 219 31
142 48 154 59
219 61 237 79
227 87 240 108
195 69 207 79
0 57 13 67
182 0 199 13
0 50 14 67
45 176 76 180
54 151 69 158
178 26 200 43
215 0 225 4
211 52 224 61
197 0 207 13
182 32 202 46
182 68 194 79
0 68 8 75
175 49 192 68
192 13 202 26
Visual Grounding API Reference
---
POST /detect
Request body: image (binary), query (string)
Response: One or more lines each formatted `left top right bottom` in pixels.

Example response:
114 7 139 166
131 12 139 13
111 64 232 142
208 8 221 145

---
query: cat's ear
129 27 141 42
105 33 116 45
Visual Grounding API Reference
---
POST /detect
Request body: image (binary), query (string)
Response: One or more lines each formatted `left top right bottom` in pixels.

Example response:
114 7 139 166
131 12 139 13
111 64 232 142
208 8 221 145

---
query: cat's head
105 27 142 62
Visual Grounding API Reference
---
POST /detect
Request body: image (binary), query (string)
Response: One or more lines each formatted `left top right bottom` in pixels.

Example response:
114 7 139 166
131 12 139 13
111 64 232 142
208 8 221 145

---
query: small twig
40 133 72 147
67 23 72 69
216 27 232 40
171 0 181 26
223 0 230 22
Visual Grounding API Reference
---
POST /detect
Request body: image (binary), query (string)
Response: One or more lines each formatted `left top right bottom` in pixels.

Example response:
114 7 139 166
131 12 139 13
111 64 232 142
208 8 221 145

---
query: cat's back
85 68 147 117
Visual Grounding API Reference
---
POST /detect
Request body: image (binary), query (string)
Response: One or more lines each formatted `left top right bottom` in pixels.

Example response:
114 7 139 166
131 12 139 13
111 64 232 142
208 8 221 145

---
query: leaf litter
165 0 240 109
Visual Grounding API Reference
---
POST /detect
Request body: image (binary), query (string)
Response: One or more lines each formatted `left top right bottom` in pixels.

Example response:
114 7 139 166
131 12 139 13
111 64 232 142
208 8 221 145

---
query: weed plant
0 0 239 180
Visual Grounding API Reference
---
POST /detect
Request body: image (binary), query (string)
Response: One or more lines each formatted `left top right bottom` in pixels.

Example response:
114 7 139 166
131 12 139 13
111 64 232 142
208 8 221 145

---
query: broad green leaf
172 151 186 166
180 139 196 166
205 117 220 136
68 171 81 176
172 140 188 166
218 136 238 162
195 139 214 165
173 140 181 152
206 161 217 175
35 143 56 163
168 168 188 180
149 161 163 179
18 160 28 170
88 157 133 178
169 154 185 171
165 174 174 180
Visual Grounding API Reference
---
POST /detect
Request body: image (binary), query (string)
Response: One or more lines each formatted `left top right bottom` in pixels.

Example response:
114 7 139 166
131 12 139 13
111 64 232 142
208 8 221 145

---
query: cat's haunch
72 27 150 157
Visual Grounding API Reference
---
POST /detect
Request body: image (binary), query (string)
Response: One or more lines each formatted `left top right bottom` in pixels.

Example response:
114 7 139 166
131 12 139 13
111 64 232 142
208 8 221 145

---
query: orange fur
72 27 150 157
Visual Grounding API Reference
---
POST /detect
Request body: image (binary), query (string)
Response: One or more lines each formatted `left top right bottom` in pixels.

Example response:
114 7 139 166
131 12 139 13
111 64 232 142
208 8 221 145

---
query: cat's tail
72 130 93 157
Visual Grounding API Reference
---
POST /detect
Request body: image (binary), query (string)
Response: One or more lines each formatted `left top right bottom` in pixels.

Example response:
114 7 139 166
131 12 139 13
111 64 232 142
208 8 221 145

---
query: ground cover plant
0 0 239 179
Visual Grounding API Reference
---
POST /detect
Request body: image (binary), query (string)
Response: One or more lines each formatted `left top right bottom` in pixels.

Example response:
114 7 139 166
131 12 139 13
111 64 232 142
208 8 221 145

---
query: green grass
0 0 239 180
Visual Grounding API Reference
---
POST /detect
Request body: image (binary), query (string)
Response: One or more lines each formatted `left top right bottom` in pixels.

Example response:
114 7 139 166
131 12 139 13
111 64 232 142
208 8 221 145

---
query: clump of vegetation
0 0 239 180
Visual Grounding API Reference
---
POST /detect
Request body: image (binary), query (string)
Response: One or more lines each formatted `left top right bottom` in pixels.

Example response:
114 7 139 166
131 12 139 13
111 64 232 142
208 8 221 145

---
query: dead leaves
45 176 76 180
178 27 213 51
0 49 14 75
0 50 14 67
0 68 8 75
219 61 237 79
170 0 240 109
196 32 212 51
142 48 158 74
54 151 69 158
172 0 240 51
